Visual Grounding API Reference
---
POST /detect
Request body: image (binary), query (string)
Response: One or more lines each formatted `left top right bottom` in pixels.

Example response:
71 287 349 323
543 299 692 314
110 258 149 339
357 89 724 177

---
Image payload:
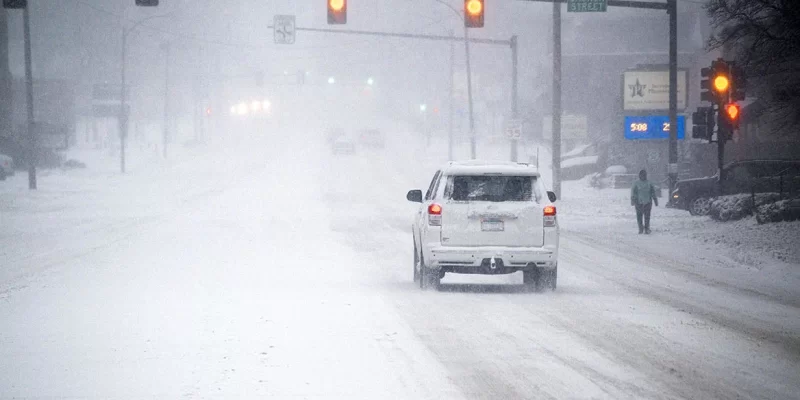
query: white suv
407 161 559 291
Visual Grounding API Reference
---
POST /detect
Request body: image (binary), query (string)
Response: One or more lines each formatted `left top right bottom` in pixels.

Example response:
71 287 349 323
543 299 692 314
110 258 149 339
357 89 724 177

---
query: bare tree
707 0 800 136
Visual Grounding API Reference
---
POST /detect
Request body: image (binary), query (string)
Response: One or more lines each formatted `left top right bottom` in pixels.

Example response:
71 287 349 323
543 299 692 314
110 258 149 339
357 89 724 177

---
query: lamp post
119 12 171 173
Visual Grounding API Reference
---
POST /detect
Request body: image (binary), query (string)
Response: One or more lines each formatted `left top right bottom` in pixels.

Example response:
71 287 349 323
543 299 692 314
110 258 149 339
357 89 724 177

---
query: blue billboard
624 115 685 140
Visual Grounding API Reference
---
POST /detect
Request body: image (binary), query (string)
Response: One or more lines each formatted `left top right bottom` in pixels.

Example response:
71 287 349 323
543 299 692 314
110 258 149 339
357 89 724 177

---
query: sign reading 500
624 115 686 140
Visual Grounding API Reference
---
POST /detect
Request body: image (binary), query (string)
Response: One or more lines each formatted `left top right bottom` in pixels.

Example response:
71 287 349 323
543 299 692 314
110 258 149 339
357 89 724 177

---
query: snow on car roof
444 160 541 176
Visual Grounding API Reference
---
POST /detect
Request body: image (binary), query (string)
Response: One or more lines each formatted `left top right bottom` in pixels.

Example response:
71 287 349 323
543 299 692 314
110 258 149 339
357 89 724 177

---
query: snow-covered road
1 130 798 399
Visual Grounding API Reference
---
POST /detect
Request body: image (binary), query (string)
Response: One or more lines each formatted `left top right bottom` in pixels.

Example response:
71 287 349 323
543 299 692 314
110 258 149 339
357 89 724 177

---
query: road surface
1 132 798 399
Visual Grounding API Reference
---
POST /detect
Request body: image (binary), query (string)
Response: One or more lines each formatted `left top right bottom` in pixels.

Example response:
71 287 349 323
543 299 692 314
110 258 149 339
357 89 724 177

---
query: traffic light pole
464 26 476 159
448 30 455 161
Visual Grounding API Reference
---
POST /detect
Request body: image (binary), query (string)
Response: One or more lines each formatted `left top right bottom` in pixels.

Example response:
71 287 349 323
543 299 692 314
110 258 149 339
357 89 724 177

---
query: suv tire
689 196 711 216
523 266 557 292
419 256 440 291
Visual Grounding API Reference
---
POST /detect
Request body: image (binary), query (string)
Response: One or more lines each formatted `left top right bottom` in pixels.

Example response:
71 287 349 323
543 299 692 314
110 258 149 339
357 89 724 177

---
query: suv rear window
445 175 541 202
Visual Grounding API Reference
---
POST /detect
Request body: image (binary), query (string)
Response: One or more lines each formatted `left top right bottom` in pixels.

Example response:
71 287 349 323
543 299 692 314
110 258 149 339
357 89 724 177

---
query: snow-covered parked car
331 136 356 155
406 161 559 291
0 153 14 180
560 143 608 181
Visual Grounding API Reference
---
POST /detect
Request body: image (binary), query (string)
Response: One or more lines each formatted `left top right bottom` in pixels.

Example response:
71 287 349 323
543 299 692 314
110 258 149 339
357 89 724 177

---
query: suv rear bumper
425 245 557 271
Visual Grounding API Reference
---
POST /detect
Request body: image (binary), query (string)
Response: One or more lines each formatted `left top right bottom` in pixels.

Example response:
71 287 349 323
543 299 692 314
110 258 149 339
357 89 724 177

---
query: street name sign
568 0 607 12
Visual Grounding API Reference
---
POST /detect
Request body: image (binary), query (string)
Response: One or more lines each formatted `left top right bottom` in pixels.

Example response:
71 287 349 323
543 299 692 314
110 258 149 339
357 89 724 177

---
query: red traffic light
327 0 347 24
205 107 212 116
725 103 740 121
464 0 484 28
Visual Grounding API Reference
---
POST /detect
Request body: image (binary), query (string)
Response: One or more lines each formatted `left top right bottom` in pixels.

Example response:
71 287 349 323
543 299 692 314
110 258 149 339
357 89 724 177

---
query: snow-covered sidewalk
558 178 800 305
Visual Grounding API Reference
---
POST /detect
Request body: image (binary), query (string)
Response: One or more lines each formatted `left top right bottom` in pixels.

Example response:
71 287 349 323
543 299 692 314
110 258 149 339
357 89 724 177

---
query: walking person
631 169 658 234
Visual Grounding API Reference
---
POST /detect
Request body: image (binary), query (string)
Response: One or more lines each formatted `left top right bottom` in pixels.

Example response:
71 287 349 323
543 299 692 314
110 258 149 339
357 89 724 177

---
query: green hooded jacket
631 180 658 206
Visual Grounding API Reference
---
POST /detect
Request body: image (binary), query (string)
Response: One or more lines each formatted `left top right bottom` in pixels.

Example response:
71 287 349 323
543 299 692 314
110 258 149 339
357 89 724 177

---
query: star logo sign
629 79 646 98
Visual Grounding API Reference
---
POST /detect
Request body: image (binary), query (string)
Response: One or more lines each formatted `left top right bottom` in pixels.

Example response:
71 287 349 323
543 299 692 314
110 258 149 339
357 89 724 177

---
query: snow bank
756 198 800 224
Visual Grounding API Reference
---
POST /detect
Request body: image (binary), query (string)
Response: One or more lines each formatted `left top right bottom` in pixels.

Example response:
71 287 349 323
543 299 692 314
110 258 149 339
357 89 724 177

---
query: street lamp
367 77 374 86
420 104 427 112
119 11 172 173
328 76 336 84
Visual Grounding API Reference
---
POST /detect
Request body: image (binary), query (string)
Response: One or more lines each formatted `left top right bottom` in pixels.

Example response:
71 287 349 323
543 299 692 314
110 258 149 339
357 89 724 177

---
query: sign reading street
624 115 686 140
567 0 607 12
273 15 296 45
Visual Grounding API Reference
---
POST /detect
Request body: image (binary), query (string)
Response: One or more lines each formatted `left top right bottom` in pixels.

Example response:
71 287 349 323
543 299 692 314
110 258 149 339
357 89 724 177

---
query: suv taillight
428 203 442 226
543 205 556 227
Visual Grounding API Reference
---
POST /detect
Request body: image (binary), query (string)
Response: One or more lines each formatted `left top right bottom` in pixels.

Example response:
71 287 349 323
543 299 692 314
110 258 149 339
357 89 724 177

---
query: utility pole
23 3 35 189
510 35 519 162
119 29 127 173
448 30 455 161
464 26 476 159
162 41 170 159
667 0 678 193
119 12 172 173
552 1 562 197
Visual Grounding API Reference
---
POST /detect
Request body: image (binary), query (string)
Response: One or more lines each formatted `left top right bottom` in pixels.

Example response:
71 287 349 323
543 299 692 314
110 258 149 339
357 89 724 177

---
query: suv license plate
481 219 504 232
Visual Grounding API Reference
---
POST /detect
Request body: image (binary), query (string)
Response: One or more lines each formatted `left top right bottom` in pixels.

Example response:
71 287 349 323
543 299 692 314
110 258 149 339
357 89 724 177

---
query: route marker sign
273 15 296 44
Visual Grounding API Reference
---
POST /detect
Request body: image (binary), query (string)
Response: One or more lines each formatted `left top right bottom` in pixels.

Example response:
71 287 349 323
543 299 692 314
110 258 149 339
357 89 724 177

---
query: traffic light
327 0 347 24
135 0 159 6
2 0 26 8
700 59 731 103
691 106 714 141
464 0 485 28
721 103 741 130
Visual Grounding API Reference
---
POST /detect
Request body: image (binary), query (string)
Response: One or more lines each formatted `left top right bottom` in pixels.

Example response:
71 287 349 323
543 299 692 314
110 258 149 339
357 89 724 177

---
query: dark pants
636 202 652 231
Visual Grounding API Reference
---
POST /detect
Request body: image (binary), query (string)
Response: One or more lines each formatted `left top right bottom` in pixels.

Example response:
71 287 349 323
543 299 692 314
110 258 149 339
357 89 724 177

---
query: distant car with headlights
407 161 559 291
0 153 14 180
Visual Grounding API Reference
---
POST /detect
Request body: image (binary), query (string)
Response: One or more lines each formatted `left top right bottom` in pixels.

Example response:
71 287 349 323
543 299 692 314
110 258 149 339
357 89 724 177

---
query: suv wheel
523 266 557 292
419 256 440 291
522 268 539 291
689 196 711 216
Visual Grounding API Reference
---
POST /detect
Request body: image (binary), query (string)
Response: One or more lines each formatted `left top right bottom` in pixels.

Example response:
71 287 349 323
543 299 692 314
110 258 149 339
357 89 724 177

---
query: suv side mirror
547 191 557 202
407 189 423 203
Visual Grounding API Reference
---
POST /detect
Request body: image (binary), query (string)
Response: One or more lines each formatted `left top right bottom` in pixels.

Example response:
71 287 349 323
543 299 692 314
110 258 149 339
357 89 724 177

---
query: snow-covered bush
756 199 800 224
709 193 782 222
